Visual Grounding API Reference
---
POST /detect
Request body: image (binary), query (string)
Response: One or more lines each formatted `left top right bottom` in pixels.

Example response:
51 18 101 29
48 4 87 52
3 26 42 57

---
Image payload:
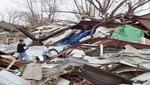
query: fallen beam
15 26 37 41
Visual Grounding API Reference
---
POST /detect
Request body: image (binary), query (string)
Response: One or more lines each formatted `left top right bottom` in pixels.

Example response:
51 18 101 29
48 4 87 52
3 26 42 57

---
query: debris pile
0 13 150 85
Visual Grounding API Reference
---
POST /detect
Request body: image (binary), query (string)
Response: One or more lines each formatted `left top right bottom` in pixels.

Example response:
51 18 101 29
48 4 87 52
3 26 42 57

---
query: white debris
0 70 31 85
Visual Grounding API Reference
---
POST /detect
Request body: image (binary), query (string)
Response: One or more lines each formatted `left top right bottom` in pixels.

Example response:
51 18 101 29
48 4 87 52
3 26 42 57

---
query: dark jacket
17 43 26 53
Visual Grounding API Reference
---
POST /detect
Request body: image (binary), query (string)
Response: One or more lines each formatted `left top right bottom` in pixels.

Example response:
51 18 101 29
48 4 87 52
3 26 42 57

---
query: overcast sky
0 0 149 23
0 0 149 14
0 0 18 12
0 0 77 21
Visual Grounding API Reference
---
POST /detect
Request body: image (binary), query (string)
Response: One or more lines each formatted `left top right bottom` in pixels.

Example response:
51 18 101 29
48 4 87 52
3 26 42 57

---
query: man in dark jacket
17 39 30 63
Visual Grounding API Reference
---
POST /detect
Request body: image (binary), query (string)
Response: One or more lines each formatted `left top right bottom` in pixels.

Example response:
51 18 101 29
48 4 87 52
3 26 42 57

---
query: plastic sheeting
79 26 111 42
18 46 64 61
92 26 110 38
62 29 92 45
110 25 144 43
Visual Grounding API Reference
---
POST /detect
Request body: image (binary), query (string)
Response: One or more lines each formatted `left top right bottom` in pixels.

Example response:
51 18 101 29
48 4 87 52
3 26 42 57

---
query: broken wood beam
0 58 23 68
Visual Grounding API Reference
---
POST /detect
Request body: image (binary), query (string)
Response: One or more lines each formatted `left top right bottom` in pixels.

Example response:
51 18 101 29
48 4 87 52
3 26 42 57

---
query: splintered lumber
0 58 23 68
0 51 7 55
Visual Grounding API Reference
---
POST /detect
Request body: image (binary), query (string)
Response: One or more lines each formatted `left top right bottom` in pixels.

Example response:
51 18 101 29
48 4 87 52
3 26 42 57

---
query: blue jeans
42 54 49 61
18 52 30 63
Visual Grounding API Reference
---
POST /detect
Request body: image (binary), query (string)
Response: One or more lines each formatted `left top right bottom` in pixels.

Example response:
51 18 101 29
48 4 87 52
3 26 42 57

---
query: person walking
17 39 30 63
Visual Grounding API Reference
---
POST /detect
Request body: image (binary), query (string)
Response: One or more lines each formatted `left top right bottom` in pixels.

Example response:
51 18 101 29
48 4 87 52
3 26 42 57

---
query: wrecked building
0 13 150 85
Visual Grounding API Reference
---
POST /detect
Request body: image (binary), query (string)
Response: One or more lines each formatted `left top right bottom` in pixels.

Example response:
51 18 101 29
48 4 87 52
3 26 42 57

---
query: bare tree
0 10 23 24
1 0 149 26
18 0 60 28
20 11 40 27
73 0 96 20
21 0 41 28
126 0 150 15
73 0 150 20
41 0 59 24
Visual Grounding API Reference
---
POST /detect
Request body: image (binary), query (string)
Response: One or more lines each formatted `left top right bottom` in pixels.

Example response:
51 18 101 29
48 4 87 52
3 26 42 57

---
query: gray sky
0 0 149 14
0 0 149 23
0 0 18 12
0 0 76 20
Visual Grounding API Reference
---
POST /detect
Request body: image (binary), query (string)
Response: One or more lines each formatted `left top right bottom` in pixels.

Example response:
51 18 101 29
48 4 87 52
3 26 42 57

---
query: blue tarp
62 29 92 45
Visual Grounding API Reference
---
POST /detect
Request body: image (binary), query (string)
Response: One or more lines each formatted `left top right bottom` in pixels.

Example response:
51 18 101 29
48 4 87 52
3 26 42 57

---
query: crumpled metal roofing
0 70 31 85
78 65 133 85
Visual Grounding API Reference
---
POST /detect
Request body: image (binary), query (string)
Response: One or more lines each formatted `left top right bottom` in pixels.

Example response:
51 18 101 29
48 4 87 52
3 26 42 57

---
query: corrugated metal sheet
22 63 42 80
0 70 31 85
78 65 133 85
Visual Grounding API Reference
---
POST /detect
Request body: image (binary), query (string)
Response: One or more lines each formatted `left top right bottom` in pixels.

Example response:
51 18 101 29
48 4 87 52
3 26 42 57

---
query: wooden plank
143 80 150 85
6 59 16 70
0 58 23 67
0 51 7 55
0 70 31 85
